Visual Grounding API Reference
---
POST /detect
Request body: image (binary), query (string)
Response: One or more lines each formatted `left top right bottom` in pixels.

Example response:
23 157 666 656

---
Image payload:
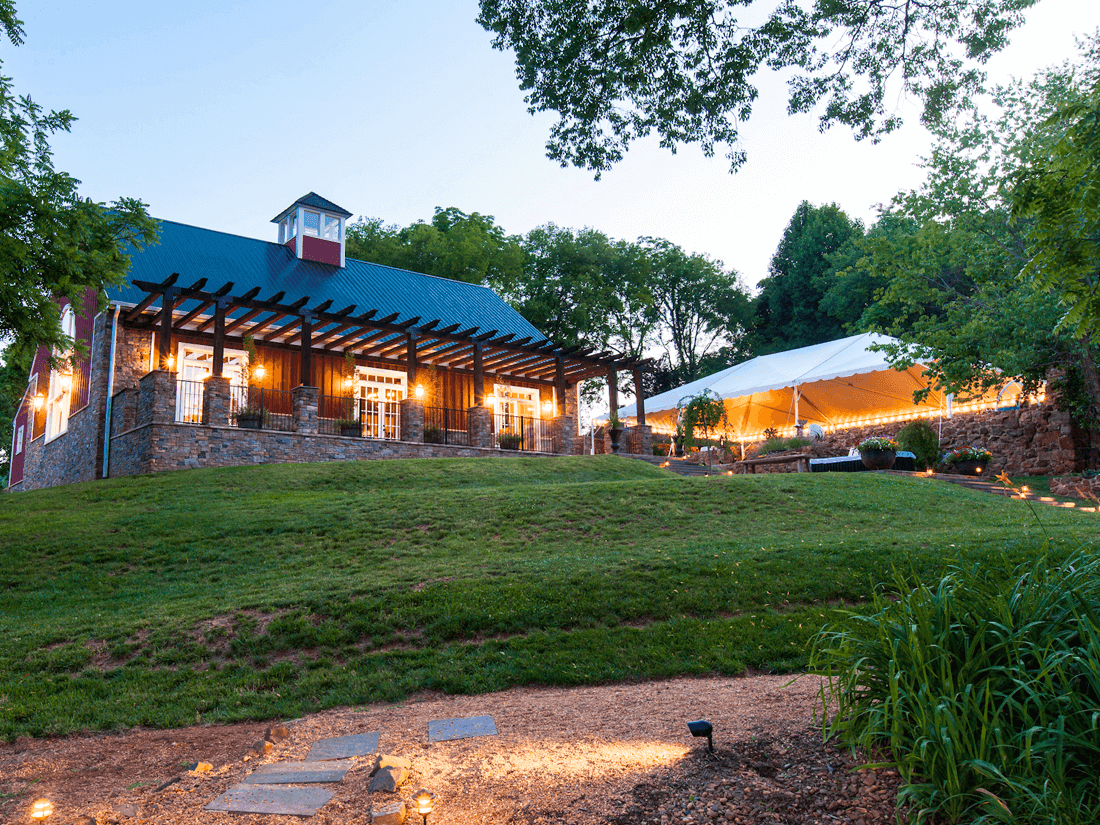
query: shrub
896 420 940 470
498 433 522 450
811 549 1100 824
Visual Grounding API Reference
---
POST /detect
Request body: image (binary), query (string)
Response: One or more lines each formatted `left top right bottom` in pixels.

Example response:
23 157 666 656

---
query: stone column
137 370 176 426
202 375 232 426
292 385 319 434
401 398 424 442
627 424 653 456
467 405 493 448
551 415 577 455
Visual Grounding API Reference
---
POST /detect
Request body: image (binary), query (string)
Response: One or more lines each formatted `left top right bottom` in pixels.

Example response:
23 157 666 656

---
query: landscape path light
687 719 713 752
412 789 436 824
30 798 53 820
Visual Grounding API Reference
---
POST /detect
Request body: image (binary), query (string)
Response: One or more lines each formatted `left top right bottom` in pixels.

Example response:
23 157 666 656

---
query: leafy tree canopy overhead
477 0 1036 176
855 35 1100 428
0 1 158 357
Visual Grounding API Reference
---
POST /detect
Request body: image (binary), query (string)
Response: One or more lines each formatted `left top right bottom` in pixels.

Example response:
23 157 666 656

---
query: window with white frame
303 210 321 236
175 343 249 423
322 214 340 241
14 424 24 455
45 306 75 441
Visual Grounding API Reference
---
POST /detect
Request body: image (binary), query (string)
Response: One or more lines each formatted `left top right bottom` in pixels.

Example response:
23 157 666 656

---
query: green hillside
0 456 1094 739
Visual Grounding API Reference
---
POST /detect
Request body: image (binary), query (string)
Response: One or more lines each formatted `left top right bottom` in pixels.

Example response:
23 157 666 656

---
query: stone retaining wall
1051 475 1100 500
107 420 560 478
803 403 1086 476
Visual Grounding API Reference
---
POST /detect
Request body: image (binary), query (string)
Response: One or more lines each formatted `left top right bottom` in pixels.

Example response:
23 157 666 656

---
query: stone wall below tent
803 403 1086 476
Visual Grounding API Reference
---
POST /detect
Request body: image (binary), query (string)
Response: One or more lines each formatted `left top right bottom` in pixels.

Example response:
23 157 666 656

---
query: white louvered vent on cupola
272 192 353 267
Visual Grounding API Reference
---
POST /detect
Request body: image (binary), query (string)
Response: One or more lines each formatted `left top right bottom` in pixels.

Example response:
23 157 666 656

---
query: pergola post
631 366 652 456
608 368 619 417
158 288 176 371
555 357 566 416
299 311 313 386
473 343 484 406
406 331 419 389
211 299 227 377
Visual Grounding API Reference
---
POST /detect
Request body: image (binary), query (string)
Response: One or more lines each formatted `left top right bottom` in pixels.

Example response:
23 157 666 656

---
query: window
175 343 249 423
14 425 24 455
322 214 340 241
303 210 320 236
45 306 76 441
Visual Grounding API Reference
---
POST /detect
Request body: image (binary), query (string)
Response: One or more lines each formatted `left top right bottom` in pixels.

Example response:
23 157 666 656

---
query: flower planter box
236 414 262 430
953 459 987 476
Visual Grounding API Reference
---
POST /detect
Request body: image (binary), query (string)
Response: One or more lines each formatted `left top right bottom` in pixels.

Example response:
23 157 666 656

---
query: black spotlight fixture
687 719 713 752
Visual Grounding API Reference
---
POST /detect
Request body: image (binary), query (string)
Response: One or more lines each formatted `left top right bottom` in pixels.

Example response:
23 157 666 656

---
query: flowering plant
858 436 899 452
945 446 992 463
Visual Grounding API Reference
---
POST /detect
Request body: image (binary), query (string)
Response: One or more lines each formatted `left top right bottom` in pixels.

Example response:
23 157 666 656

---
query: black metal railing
318 395 361 437
316 395 402 439
230 386 294 432
424 407 469 446
494 413 553 452
174 378 206 423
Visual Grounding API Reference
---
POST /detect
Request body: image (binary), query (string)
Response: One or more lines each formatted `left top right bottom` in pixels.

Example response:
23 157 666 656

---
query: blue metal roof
109 220 546 341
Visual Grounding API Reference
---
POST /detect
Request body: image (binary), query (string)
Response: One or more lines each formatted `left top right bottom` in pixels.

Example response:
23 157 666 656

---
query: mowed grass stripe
0 456 1095 737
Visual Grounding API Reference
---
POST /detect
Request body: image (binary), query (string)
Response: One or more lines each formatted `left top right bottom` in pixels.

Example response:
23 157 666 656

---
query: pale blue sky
6 0 1100 290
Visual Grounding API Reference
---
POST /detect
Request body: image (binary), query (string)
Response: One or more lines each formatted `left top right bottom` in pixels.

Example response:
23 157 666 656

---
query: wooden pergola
128 274 651 423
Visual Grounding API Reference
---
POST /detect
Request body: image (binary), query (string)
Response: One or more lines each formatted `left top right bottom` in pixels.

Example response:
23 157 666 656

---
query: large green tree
344 207 524 288
858 38 1100 428
0 2 158 357
644 237 753 381
477 0 1036 175
754 200 864 352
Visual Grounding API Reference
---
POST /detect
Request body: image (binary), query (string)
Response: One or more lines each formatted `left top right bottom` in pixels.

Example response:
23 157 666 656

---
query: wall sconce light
59 373 73 393
485 393 496 407
687 719 714 752
542 400 553 415
165 355 175 370
30 798 53 820
415 384 425 400
253 364 266 381
412 789 436 824
34 394 45 411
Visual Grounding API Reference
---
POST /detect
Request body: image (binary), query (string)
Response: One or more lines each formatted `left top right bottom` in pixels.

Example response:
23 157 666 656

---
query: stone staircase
626 454 724 477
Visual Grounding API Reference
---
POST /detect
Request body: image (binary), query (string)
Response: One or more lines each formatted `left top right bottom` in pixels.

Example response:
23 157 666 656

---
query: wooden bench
734 453 811 474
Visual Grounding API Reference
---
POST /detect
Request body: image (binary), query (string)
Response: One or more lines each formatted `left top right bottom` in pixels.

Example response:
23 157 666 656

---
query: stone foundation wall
13 312 111 492
107 421 562 479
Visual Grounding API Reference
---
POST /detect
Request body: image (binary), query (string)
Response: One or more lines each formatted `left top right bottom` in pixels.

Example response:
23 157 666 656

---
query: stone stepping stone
245 759 354 784
428 714 497 743
206 784 334 816
304 732 380 762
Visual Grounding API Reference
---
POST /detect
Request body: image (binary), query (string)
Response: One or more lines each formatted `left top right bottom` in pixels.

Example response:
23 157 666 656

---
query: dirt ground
0 673 906 825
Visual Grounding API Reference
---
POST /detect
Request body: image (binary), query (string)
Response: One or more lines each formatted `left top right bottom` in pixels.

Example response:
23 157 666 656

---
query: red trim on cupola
301 235 341 267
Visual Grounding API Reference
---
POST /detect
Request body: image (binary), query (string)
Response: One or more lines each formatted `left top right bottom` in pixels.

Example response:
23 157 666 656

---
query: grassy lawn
1 456 1096 739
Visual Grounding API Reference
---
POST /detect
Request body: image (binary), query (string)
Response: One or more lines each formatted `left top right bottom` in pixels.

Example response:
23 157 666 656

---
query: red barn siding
301 235 341 266
9 396 28 485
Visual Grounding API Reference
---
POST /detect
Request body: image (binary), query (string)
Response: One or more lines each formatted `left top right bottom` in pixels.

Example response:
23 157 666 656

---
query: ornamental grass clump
811 549 1100 824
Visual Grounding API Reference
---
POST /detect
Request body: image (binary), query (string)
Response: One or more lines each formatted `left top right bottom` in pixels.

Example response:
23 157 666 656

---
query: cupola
272 192 353 267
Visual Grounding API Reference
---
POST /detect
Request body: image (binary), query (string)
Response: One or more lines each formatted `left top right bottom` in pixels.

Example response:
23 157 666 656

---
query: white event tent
610 332 990 440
